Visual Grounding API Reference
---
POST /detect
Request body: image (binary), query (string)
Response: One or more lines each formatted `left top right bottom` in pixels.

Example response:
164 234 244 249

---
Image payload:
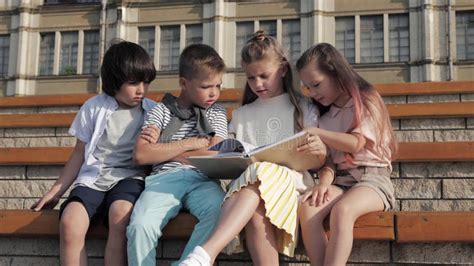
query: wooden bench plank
387 102 474 119
0 210 392 240
0 147 72 165
0 90 243 108
2 142 473 165
0 94 95 108
1 81 472 108
325 211 395 240
0 113 76 128
2 102 474 128
396 141 474 162
0 210 197 239
376 81 474 96
396 212 474 242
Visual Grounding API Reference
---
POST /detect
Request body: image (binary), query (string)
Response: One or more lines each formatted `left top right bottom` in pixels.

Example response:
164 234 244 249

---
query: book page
247 131 307 156
248 131 325 171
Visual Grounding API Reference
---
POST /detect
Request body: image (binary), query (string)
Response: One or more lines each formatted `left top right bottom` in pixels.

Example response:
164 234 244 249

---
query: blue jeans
127 168 225 266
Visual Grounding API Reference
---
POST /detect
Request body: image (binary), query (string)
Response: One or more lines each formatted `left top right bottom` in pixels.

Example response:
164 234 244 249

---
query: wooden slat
0 147 72 165
396 212 474 242
2 142 473 166
324 212 395 240
0 94 95 108
2 101 474 129
387 102 474 119
375 81 474 96
0 90 243 109
0 210 393 240
396 141 474 162
0 210 197 239
1 81 472 108
0 113 76 128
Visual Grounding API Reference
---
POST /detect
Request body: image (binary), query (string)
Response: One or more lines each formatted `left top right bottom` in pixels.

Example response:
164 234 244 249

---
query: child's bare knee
109 201 133 221
330 202 355 228
60 214 88 241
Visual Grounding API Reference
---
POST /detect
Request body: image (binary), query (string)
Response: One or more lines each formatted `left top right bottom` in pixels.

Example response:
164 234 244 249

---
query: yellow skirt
222 161 303 257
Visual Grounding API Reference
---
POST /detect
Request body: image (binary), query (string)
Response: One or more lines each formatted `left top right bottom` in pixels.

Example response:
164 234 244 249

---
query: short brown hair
179 44 225 80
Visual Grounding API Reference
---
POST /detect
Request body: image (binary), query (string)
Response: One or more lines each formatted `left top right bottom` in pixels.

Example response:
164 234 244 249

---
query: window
0 35 9 77
186 24 203 46
389 14 410 62
60 32 78 75
39 33 55 75
360 15 384 63
235 22 254 67
456 11 474 61
335 17 355 64
83 30 100 75
139 27 155 59
259 20 276 37
282 19 300 63
160 26 180 71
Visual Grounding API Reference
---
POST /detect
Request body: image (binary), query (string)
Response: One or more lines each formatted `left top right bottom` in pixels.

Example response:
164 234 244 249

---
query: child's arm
170 135 223 163
301 159 337 206
133 126 210 165
31 140 86 211
305 127 366 155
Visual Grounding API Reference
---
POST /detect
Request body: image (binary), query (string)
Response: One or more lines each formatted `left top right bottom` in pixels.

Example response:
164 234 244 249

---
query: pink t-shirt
318 99 392 180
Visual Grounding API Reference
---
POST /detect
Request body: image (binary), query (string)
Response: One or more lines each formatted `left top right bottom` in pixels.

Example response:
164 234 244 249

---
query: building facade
0 0 473 96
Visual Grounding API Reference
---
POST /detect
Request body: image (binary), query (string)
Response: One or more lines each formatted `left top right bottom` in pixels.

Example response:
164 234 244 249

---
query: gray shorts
334 166 395 211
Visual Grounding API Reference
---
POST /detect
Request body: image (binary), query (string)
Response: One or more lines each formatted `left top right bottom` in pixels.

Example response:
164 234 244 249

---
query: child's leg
127 169 187 266
104 178 144 266
105 200 133 266
244 201 279 265
199 183 261 262
324 186 384 265
299 188 344 266
60 201 90 266
179 171 226 263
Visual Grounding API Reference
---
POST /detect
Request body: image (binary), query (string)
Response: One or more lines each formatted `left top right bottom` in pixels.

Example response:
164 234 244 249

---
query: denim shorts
59 178 144 227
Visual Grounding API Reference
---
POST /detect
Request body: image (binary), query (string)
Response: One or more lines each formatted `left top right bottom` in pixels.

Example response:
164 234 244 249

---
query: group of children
31 29 397 266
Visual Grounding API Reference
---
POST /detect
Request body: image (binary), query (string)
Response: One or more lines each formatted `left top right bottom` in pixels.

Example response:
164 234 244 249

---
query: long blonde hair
296 43 398 160
240 30 304 132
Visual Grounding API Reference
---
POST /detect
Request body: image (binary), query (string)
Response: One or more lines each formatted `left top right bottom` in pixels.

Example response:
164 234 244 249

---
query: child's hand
30 191 60 211
172 155 191 165
181 137 210 151
303 127 320 136
301 184 334 207
140 125 160 143
297 134 326 156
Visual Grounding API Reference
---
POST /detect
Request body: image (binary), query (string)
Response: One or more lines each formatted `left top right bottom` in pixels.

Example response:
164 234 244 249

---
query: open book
188 131 325 179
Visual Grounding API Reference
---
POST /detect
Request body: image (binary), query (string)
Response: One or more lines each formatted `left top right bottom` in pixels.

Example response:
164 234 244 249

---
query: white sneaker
179 246 211 266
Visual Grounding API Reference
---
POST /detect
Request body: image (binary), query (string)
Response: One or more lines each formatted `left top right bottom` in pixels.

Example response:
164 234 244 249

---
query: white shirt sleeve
68 101 95 144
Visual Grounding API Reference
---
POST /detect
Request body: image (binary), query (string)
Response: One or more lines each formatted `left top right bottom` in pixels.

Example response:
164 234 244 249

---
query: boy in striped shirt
127 44 228 266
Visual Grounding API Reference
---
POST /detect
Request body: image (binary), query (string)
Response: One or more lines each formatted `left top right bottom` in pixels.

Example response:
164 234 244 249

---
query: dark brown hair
101 40 156 96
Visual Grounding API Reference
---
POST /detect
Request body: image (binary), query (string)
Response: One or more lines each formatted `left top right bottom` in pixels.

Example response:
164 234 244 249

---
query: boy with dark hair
31 41 156 266
127 43 228 266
